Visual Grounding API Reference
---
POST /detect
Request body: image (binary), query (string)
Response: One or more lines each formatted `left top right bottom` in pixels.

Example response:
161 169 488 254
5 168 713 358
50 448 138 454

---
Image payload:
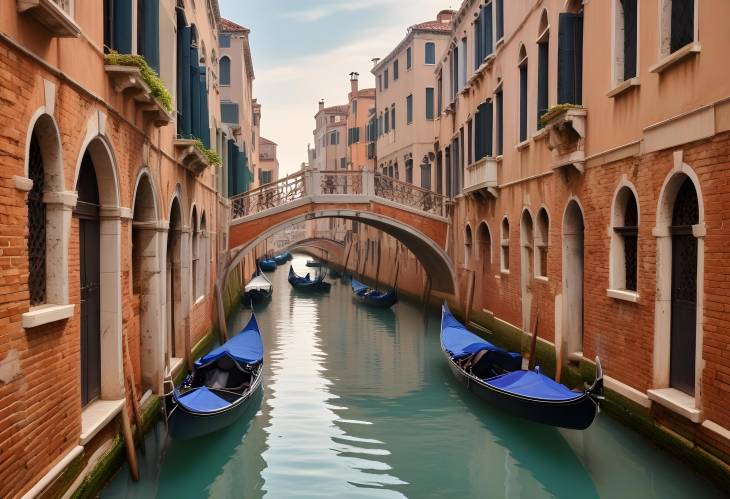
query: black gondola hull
242 288 272 305
353 292 398 309
444 352 599 430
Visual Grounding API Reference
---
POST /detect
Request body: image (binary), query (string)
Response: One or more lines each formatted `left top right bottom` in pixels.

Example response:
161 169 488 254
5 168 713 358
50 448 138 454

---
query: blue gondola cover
441 305 500 359
196 315 263 367
351 279 369 295
486 370 583 402
176 386 230 412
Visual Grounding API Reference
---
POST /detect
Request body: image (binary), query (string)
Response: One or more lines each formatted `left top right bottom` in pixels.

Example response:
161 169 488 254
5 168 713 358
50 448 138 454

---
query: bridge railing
230 168 447 219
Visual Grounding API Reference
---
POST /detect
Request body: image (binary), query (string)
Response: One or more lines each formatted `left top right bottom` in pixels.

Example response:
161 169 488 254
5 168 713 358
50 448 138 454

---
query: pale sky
218 0 454 176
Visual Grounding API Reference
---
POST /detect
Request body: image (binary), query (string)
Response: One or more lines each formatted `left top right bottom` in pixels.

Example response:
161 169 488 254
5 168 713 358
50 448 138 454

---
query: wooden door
80 217 101 406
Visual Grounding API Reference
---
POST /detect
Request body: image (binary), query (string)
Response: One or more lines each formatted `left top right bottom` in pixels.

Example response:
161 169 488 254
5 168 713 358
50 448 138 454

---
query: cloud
284 0 397 22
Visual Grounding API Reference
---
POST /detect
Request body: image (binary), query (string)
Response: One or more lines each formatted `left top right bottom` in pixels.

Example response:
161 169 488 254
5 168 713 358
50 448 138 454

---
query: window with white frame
501 217 510 272
535 208 549 278
611 186 639 292
660 0 697 56
614 0 638 85
464 224 473 267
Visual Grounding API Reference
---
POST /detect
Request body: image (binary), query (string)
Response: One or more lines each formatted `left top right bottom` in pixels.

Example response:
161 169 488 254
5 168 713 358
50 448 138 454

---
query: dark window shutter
391 107 396 129
139 0 160 73
495 0 504 41
190 44 200 139
485 100 493 157
670 0 693 53
537 42 549 126
227 139 236 197
557 13 583 105
177 24 192 137
199 68 210 148
483 4 493 58
220 57 231 85
474 107 482 160
519 65 528 141
110 0 133 53
495 90 503 155
474 17 482 68
426 88 434 120
621 0 637 79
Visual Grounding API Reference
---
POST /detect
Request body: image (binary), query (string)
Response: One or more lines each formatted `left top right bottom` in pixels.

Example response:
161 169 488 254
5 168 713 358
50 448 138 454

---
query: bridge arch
225 208 456 295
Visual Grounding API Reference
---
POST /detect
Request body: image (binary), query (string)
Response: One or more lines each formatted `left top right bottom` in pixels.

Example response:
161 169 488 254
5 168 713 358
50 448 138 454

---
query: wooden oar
528 308 540 371
342 239 353 275
123 331 145 452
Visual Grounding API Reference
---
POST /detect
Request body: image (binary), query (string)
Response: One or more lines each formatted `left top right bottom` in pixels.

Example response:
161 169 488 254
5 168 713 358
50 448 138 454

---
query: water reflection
103 253 725 499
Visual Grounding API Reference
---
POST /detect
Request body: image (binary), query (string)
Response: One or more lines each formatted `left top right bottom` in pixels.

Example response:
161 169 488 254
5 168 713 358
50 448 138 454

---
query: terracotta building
0 1 256 496
256 136 279 187
346 73 376 171
372 10 454 190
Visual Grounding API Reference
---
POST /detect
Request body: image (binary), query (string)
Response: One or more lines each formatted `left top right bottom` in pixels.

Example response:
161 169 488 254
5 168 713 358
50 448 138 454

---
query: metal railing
229 168 447 220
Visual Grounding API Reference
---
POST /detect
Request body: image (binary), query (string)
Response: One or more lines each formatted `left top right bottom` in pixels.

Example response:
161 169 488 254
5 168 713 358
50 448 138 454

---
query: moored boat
305 259 322 267
288 265 331 292
440 303 603 430
258 258 277 272
273 253 288 265
242 269 273 305
351 279 398 308
167 312 264 439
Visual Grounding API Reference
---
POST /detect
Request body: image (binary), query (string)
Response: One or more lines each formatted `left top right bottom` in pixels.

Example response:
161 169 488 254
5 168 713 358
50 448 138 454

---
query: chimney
318 99 325 111
371 57 380 68
436 10 454 24
350 72 359 93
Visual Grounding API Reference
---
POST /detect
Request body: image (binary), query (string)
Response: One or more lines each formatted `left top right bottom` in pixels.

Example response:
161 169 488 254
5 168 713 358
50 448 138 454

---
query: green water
104 254 725 498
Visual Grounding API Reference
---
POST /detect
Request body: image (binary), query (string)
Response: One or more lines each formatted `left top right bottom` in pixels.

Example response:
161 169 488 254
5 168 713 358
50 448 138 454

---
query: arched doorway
669 177 699 395
521 210 535 330
562 200 584 357
132 172 162 393
166 198 183 366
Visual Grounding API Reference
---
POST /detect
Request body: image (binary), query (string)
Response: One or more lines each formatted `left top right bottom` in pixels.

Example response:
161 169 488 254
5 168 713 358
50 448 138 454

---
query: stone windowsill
533 275 549 283
532 128 548 141
80 399 125 445
607 77 640 98
648 388 701 423
22 304 75 329
13 175 33 192
606 288 640 303
500 269 510 276
515 139 530 151
649 42 701 74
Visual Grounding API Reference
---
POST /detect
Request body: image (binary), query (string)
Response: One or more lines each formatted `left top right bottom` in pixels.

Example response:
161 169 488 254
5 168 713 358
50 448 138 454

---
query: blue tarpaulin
486 370 582 402
176 386 230 413
441 304 499 359
196 314 263 367
351 279 369 295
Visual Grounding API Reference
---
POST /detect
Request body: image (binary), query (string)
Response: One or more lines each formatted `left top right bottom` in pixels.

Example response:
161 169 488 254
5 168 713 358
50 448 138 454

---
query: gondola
351 279 398 308
305 259 322 267
167 312 264 439
273 253 288 265
258 258 276 272
440 303 603 430
288 265 331 292
242 268 273 305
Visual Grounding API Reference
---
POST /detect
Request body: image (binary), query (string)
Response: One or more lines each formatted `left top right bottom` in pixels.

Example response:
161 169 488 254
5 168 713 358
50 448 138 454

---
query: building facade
256 136 279 187
346 73 376 171
310 100 348 171
372 10 454 190
0 2 256 496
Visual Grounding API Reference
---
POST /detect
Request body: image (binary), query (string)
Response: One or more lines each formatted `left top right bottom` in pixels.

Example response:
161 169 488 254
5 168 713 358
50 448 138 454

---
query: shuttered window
557 13 583 105
104 0 132 53
474 16 482 69
426 87 434 120
425 42 436 64
537 41 549 126
177 19 192 136
219 56 231 85
483 3 493 59
421 164 432 190
137 0 160 73
475 100 493 161
519 61 528 142
391 105 396 130
406 46 412 69
219 34 231 48
384 69 389 89
406 94 413 124
393 60 399 80
495 89 503 155
221 101 239 124
384 109 390 132
495 0 504 41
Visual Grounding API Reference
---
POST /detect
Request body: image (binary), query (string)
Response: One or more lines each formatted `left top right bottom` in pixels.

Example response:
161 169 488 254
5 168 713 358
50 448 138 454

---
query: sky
218 0 455 176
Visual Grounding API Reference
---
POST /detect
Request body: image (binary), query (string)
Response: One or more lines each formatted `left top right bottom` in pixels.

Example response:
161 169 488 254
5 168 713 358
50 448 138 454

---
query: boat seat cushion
486 370 582 402
177 386 230 412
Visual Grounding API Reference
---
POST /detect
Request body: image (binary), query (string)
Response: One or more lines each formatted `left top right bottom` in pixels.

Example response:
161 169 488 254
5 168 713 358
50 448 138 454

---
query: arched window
518 44 528 142
521 210 534 281
535 208 549 277
191 206 200 300
477 221 491 272
501 217 510 272
464 224 473 267
27 132 46 305
219 56 231 85
611 186 639 292
537 10 549 126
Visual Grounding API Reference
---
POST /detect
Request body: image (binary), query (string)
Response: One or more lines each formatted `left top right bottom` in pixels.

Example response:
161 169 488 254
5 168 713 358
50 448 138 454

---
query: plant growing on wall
104 52 174 113
193 139 222 167
539 104 584 127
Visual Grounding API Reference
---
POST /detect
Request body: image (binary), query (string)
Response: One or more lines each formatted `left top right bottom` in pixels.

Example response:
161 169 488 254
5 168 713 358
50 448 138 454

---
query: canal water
104 254 725 498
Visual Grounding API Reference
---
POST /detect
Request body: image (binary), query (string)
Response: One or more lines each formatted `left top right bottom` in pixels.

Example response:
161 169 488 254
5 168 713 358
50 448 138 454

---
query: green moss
539 103 583 127
71 435 124 499
104 52 173 113
193 139 222 167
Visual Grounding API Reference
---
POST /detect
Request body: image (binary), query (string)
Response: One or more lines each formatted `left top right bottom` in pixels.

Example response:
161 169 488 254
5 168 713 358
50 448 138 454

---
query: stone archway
562 199 585 359
166 197 184 366
131 171 163 393
521 209 535 330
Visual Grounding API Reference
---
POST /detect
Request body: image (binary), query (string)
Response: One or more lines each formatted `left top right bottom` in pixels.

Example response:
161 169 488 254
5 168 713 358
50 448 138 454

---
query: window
437 71 443 115
537 14 549 126
519 45 528 142
192 208 199 300
137 0 160 73
421 163 432 190
475 3 494 68
406 46 412 69
384 68 389 89
221 101 239 123
406 95 413 124
535 208 549 278
475 99 493 160
465 224 473 267
259 169 272 185
450 46 459 99
390 105 396 130
460 38 468 89
614 0 637 83
426 87 435 120
352 99 357 114
477 222 492 271
406 160 413 184
612 186 639 292
393 60 399 80
501 217 510 272
104 0 132 53
557 12 584 104
467 119 473 165
384 108 390 133
219 33 231 48
665 0 695 54
496 0 504 42
348 127 360 145
219 56 231 85
495 88 503 155
340 158 346 169
27 132 46 306
378 74 382 91
330 130 339 145
425 42 436 64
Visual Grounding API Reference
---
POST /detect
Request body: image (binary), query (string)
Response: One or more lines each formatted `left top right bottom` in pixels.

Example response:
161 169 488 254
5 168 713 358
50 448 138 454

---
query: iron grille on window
670 0 694 53
27 134 46 306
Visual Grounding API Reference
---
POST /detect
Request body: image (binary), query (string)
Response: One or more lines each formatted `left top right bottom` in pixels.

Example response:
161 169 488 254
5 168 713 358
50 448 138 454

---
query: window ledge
80 399 125 445
495 38 505 50
13 175 33 192
606 288 639 303
22 304 74 329
515 140 530 151
649 42 701 74
607 77 640 98
500 269 510 276
648 388 701 423
532 128 548 141
534 275 549 283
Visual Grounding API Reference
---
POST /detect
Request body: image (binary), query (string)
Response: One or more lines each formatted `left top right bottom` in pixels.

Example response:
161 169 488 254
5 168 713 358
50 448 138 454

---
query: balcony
104 65 172 128
463 156 499 199
543 106 587 174
17 0 80 37
173 139 212 176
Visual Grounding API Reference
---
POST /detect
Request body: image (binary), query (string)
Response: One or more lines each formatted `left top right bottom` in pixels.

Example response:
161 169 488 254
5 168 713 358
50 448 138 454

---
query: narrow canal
104 254 724 498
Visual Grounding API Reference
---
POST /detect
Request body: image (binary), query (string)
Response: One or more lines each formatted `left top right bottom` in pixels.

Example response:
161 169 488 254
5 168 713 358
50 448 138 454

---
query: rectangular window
384 69 389 89
557 13 584 105
390 105 396 130
340 158 346 169
483 3 493 58
437 73 443 115
467 119 473 165
425 42 436 65
221 101 239 124
495 0 504 42
495 89 503 155
425 87 434 120
619 0 638 80
137 0 160 73
474 16 482 69
474 100 493 160
406 46 412 69
519 62 528 142
393 60 399 80
421 163 432 190
384 109 390 133
104 0 132 54
378 75 382 91
352 99 357 114
260 170 272 184
670 0 694 53
219 33 231 48
460 38 467 89
538 41 549 127
406 160 413 184
406 95 413 124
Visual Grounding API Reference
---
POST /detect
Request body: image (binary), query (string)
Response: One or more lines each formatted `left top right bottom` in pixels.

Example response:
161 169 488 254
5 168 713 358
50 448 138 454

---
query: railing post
363 168 375 197
310 169 322 196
